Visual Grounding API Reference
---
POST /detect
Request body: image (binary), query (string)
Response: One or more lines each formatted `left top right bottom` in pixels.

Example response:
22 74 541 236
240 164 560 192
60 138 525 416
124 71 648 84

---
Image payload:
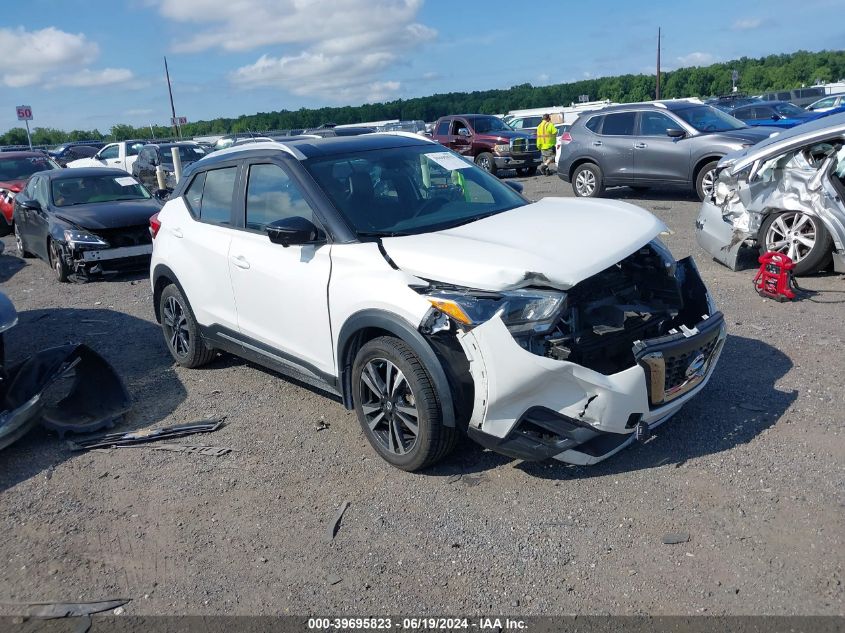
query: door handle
592 140 602 146
170 227 183 238
634 142 647 149
231 255 250 270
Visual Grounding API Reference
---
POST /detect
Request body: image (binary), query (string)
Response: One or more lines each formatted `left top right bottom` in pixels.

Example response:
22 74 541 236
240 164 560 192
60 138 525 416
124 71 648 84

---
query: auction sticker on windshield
425 152 471 170
115 177 138 187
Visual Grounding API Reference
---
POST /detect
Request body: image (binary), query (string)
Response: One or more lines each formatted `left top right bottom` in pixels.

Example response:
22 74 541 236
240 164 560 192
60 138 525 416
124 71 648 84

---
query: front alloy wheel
761 210 833 275
162 295 190 358
352 336 458 471
359 358 419 456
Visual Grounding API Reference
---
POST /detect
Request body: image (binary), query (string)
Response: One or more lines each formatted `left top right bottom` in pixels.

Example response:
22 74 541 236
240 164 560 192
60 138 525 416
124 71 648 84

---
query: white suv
150 134 726 471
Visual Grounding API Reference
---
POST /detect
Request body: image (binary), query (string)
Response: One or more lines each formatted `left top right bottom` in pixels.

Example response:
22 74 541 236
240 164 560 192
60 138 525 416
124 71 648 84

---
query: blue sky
1 0 842 133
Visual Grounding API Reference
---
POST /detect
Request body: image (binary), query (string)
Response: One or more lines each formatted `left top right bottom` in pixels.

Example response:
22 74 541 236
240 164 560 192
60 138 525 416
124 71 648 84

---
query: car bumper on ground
695 199 754 270
458 292 726 465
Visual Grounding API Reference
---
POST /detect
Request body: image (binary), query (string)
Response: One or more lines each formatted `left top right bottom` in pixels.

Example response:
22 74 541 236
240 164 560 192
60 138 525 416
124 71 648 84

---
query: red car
0 152 60 236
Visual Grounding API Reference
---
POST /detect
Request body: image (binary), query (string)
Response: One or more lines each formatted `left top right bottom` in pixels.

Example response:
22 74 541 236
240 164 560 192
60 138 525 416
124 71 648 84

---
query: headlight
63 229 108 248
424 288 566 335
493 143 511 154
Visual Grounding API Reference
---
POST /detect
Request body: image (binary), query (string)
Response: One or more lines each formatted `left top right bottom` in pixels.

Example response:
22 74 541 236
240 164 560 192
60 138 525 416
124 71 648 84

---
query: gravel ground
0 174 842 617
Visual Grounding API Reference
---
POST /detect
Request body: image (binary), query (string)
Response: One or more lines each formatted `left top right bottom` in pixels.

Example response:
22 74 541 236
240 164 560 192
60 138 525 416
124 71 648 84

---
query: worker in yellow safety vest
536 114 557 176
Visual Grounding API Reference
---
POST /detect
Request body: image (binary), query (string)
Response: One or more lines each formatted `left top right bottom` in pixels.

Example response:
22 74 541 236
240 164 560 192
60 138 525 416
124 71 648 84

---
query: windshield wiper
357 230 412 238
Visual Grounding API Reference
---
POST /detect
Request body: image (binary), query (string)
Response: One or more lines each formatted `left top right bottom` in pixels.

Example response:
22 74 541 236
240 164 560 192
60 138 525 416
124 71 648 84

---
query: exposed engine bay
513 244 709 375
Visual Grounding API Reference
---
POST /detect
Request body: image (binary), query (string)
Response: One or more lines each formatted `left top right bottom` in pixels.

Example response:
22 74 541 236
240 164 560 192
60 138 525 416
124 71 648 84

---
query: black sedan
49 143 102 167
12 167 162 282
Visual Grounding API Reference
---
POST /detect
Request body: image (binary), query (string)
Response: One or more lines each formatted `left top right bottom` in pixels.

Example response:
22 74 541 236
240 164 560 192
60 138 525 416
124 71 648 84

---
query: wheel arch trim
337 309 457 427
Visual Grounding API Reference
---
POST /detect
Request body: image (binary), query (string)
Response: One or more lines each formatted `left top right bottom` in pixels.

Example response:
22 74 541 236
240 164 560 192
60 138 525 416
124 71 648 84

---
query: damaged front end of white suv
696 113 845 275
385 199 726 465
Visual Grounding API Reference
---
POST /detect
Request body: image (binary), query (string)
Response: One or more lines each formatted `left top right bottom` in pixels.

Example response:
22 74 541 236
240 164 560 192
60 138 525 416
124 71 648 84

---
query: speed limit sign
16 105 33 121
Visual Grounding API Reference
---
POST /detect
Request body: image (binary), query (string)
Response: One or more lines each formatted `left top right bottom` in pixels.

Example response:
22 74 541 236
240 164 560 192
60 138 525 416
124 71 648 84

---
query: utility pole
655 27 661 100
164 56 180 139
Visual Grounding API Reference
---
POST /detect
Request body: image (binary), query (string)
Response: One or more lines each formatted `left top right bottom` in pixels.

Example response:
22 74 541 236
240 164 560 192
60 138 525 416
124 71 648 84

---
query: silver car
695 112 845 275
557 101 777 201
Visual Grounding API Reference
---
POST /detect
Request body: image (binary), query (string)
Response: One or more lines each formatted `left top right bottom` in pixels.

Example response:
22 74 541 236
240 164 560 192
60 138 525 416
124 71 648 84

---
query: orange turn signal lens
427 299 472 325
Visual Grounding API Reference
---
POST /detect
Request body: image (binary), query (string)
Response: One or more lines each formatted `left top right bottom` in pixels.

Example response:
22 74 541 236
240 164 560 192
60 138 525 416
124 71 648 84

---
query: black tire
14 223 34 258
352 336 458 471
48 239 69 282
695 160 719 201
571 163 604 197
758 211 833 276
159 284 216 368
475 152 497 176
517 166 537 177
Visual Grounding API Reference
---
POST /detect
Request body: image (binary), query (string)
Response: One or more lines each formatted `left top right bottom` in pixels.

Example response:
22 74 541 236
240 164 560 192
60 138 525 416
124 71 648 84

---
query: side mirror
154 189 170 201
505 181 524 194
266 216 324 247
457 128 471 138
666 128 686 138
20 199 41 211
771 115 781 121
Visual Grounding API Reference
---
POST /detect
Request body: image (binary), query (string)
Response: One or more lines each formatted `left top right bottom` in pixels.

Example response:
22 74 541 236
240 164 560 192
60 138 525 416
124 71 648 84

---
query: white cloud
0 26 98 87
676 52 716 67
152 0 435 102
58 68 135 87
0 26 134 89
732 18 763 30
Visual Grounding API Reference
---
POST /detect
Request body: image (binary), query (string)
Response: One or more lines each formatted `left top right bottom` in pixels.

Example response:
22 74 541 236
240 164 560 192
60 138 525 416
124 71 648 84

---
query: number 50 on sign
16 106 33 121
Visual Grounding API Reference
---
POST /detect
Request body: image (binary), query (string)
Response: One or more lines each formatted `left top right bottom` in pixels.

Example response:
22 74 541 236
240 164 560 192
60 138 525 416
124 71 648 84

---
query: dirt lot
0 174 842 617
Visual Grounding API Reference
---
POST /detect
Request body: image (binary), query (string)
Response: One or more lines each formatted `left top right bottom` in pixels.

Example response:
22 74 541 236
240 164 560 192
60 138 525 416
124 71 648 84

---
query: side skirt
199 324 341 398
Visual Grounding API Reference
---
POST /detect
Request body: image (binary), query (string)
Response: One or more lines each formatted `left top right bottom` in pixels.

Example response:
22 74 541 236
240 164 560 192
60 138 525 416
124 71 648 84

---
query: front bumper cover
457 267 726 465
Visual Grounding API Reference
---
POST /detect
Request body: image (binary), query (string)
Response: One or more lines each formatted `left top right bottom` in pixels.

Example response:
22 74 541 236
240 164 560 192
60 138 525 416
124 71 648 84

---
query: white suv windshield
674 105 746 132
304 145 526 236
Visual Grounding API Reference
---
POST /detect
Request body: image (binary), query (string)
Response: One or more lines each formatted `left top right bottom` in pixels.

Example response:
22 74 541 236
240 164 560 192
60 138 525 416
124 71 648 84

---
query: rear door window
601 112 636 136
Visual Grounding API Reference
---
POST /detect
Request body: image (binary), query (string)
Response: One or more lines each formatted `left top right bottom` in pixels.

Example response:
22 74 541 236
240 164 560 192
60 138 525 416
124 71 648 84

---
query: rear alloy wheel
14 223 33 258
159 284 216 368
695 160 719 201
572 163 604 197
474 152 497 176
760 210 833 275
48 240 70 282
353 336 457 471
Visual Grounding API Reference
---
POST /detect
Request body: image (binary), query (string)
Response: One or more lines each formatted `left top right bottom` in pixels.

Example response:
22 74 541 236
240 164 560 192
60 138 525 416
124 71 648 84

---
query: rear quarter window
585 116 603 133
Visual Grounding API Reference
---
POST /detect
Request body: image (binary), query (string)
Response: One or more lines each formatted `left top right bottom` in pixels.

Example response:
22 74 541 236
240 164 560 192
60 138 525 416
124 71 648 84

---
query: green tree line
3 49 843 147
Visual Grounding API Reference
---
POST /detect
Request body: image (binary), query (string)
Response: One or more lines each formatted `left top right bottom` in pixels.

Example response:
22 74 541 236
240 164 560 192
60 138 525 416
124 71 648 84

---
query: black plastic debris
0 292 131 451
152 443 232 456
4 598 129 619
327 501 350 542
68 419 225 451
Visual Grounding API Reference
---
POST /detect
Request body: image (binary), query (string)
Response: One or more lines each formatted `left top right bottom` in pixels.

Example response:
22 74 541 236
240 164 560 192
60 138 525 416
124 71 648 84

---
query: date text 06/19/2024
307 617 528 631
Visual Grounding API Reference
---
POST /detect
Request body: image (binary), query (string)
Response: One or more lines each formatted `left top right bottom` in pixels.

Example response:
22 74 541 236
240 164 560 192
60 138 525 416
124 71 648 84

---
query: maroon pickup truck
430 114 541 176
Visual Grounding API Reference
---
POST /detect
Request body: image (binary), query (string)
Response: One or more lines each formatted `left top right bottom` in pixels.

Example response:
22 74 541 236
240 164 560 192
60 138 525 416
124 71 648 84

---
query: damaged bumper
457 265 726 466
695 199 754 270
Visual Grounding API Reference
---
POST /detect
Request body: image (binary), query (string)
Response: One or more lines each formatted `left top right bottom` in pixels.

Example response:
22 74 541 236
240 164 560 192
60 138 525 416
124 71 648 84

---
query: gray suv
557 101 777 200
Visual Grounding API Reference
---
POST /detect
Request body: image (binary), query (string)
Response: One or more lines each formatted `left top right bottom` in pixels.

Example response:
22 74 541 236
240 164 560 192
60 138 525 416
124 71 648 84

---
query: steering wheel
411 196 449 219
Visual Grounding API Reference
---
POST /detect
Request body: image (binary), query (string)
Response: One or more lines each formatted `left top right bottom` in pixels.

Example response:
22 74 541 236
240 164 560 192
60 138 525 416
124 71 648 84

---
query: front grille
663 335 721 399
91 226 152 248
510 137 538 153
637 315 725 408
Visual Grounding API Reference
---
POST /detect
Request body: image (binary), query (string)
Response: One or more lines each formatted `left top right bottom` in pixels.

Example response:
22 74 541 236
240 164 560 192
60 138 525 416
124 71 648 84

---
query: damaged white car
696 112 845 275
151 134 726 471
